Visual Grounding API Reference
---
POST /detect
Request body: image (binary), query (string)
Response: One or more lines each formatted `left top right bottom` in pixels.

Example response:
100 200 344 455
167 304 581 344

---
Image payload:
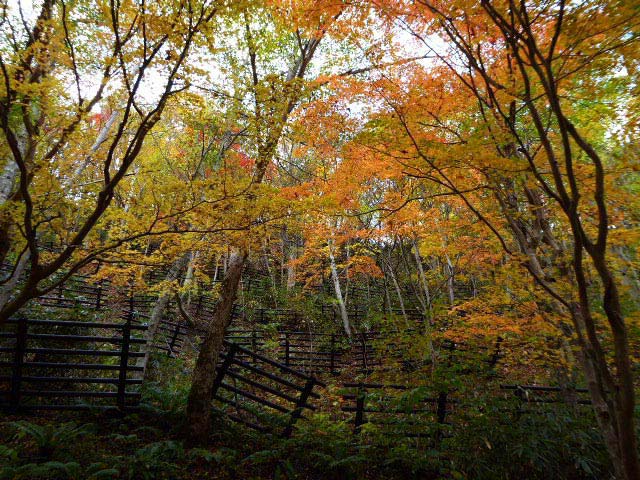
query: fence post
436 392 448 424
282 378 315 438
117 296 134 410
168 321 181 357
95 281 103 310
434 392 448 446
57 284 64 307
330 334 336 375
212 343 238 398
195 293 203 316
251 329 257 352
488 336 503 368
9 317 28 412
284 332 290 366
515 385 524 419
354 385 366 434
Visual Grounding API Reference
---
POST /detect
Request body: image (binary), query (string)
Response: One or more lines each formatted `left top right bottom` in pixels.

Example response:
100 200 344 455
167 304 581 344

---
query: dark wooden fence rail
212 340 325 437
352 332 382 373
500 384 592 407
340 383 452 442
156 323 496 378
319 305 424 323
34 278 110 311
279 331 344 375
0 310 147 412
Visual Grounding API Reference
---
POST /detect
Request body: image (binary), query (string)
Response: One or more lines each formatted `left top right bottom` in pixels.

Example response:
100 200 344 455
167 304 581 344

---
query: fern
86 462 119 480
9 421 95 459
125 440 184 480
0 445 18 463
1 461 81 480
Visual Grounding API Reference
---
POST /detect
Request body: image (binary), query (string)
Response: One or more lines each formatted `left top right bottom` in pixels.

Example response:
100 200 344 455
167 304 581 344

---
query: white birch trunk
136 254 190 377
412 240 436 364
445 253 455 306
182 251 199 306
0 251 29 310
262 240 279 308
328 239 351 337
0 161 19 205
69 111 119 183
412 240 433 322
386 256 409 327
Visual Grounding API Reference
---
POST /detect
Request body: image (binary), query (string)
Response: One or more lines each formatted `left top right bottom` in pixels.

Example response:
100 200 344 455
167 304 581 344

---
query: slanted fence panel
212 340 324 437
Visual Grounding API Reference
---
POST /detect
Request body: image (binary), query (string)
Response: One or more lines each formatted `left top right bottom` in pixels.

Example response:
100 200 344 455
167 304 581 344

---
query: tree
365 0 640 477
185 0 351 443
0 0 219 323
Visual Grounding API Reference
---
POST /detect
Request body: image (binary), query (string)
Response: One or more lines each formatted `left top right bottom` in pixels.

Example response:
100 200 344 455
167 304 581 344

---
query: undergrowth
0 374 619 480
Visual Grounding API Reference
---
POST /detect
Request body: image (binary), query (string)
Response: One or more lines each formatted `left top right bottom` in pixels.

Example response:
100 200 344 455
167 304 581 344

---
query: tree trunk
70 111 119 182
262 240 279 308
383 274 393 318
386 257 409 327
212 254 220 282
182 251 198 306
136 254 190 377
0 159 19 205
444 253 455 306
328 239 351 337
0 251 29 311
412 239 433 323
284 229 297 291
411 240 436 365
286 251 296 290
185 251 247 445
0 127 26 265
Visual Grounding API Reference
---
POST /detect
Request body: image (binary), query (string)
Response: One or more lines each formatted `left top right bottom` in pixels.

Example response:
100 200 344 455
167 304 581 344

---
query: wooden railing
0 307 147 412
340 383 453 442
212 340 325 437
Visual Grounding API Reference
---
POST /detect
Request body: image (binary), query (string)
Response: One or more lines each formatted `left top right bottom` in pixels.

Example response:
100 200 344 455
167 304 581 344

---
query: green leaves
0 461 82 480
9 421 96 460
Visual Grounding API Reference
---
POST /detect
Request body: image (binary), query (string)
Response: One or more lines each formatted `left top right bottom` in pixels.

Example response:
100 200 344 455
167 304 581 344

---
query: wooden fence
0 303 147 412
340 383 452 442
280 331 344 375
156 323 499 378
212 340 325 437
500 384 592 414
7 266 459 375
34 275 109 311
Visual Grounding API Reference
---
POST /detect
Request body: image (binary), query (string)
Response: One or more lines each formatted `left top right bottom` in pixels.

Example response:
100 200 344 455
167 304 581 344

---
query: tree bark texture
185 251 247 445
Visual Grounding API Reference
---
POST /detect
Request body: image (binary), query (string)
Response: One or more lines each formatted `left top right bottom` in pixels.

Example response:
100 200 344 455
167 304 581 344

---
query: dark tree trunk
185 251 247 446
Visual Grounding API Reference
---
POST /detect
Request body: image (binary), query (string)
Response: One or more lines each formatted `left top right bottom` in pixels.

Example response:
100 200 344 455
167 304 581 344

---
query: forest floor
0 352 617 480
